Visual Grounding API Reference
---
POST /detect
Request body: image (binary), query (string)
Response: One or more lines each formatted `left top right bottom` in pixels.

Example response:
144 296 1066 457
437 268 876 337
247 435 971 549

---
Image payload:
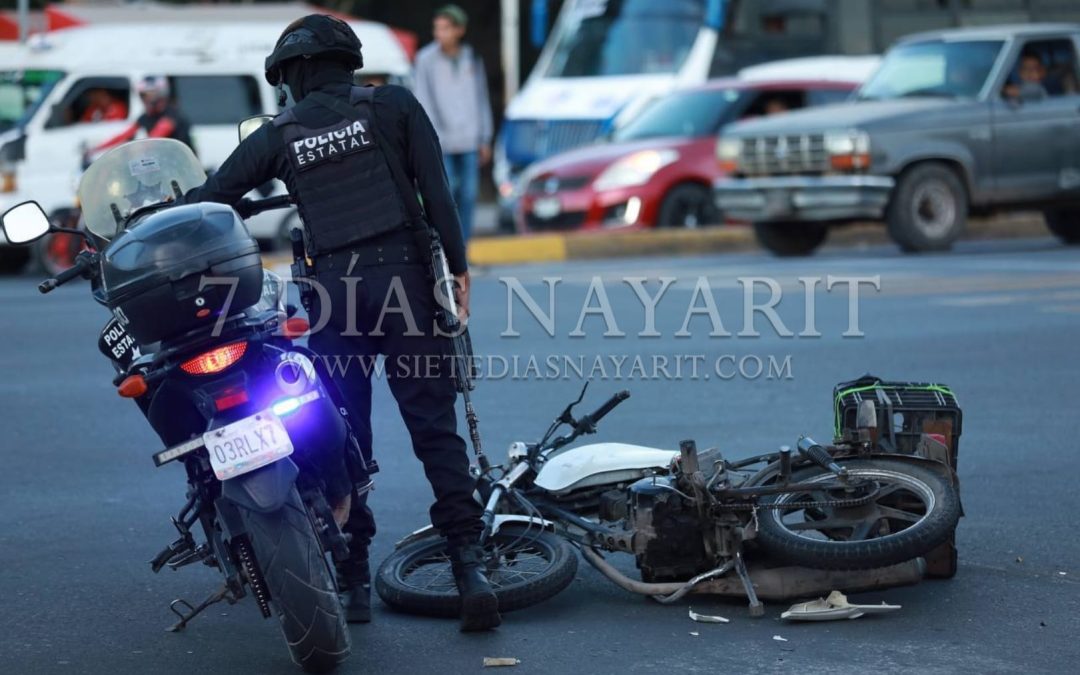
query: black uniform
180 76 480 551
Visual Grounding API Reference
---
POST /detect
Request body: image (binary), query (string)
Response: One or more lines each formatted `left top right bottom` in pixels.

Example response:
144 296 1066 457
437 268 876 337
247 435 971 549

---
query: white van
0 20 411 271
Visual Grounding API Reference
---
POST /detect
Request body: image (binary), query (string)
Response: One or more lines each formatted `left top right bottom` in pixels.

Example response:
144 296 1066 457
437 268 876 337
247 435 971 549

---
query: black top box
99 203 264 346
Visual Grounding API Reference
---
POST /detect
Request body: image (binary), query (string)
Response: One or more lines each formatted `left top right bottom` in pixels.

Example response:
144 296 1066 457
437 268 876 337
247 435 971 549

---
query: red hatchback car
517 78 858 232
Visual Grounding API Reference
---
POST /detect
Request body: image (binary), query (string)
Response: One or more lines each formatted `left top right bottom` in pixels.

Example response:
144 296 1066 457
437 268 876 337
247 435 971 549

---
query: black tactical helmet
265 14 363 86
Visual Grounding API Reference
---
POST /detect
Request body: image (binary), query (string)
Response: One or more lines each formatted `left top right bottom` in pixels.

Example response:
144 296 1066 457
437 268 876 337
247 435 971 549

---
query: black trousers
308 250 483 549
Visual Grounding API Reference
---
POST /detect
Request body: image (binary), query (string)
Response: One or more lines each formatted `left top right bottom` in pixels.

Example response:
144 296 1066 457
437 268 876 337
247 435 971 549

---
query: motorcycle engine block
627 475 712 582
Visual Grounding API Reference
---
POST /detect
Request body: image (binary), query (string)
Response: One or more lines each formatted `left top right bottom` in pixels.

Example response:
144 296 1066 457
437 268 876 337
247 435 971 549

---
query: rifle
428 232 490 472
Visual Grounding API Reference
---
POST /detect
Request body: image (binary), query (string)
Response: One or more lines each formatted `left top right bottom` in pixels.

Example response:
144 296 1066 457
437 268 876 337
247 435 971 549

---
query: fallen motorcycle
376 380 963 617
0 138 361 673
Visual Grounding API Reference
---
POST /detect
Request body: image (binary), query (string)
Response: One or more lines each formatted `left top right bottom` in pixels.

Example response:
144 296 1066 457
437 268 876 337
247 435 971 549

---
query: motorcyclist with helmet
176 14 499 632
91 76 196 154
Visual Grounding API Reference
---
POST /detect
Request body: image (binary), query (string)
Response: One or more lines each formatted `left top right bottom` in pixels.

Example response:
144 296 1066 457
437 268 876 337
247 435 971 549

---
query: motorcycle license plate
203 413 293 481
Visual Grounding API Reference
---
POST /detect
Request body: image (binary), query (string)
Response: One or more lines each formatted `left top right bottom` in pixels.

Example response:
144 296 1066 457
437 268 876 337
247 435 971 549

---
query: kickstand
166 584 236 632
733 552 765 617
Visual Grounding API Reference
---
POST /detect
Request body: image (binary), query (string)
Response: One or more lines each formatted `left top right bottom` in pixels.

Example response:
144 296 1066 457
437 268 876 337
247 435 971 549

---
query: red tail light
180 341 248 376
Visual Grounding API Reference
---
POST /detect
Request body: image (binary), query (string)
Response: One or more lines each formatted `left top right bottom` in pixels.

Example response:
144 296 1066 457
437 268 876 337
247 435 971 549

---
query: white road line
936 294 1025 307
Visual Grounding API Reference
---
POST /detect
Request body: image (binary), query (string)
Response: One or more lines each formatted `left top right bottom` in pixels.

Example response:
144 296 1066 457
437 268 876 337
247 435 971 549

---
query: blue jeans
442 151 478 243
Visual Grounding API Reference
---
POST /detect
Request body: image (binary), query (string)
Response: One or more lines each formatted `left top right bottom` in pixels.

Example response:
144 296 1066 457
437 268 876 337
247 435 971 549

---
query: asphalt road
2 236 1079 674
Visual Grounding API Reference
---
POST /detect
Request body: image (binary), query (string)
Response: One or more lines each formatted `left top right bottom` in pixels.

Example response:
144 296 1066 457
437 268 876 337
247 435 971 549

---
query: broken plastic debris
781 590 901 622
689 608 730 624
483 658 520 667
689 631 700 637
1059 571 1067 576
772 635 788 642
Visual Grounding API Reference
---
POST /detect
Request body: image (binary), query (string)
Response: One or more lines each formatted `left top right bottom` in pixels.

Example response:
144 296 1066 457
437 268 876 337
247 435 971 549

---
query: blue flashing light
272 397 302 417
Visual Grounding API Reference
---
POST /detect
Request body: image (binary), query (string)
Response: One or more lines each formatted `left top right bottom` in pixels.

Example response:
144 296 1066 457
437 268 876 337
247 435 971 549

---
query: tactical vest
272 87 408 256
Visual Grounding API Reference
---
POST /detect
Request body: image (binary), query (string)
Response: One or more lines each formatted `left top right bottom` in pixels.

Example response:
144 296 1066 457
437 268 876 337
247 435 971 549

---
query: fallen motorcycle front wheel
375 525 578 617
755 458 961 571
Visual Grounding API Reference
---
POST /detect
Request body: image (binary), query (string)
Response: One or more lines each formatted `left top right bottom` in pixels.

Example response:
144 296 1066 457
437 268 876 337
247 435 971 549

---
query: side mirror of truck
1 201 52 245
238 115 275 144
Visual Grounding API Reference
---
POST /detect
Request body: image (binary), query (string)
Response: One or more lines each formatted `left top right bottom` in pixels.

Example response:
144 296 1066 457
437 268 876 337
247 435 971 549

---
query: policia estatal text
179 14 499 631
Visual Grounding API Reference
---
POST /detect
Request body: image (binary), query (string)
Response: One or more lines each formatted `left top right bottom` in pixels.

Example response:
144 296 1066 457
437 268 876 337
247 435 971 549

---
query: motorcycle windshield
77 139 207 241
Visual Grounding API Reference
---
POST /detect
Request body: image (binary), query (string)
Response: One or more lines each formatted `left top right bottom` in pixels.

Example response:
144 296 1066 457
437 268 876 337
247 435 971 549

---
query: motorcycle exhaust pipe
694 559 926 600
581 547 925 604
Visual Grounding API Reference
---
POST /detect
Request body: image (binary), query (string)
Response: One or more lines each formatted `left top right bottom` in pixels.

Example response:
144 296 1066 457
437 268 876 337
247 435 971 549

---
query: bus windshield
0 70 64 132
545 0 705 78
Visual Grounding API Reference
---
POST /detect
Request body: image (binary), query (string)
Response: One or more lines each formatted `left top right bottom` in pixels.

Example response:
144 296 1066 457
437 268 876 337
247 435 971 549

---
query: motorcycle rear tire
241 488 350 673
755 458 961 571
375 526 577 617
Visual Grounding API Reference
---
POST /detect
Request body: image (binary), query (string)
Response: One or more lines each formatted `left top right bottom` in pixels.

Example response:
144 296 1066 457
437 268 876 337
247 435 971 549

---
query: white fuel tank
533 443 678 495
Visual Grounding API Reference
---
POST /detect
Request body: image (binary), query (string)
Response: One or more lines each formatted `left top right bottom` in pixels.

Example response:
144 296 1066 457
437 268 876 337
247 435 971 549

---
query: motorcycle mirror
556 382 589 425
856 399 878 430
1 200 52 245
238 114 275 144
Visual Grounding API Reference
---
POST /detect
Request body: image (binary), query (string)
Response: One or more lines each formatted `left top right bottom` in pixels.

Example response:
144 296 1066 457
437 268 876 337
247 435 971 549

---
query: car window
858 40 1003 100
613 88 744 141
807 88 853 106
1001 38 1079 99
738 89 809 119
0 69 64 132
44 76 130 129
170 75 262 125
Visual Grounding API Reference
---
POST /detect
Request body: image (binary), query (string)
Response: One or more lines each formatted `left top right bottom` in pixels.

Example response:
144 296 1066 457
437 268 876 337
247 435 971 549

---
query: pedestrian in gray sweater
414 4 494 244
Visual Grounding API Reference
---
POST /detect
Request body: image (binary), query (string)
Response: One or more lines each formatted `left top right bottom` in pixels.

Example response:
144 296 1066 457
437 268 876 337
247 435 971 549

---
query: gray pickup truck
714 24 1080 255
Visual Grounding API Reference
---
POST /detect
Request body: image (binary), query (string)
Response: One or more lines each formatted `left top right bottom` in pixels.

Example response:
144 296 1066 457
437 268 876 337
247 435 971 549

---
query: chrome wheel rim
911 180 957 238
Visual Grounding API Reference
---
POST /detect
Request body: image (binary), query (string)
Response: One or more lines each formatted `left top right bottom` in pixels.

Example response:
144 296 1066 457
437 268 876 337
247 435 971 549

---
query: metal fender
862 452 957 481
220 457 299 513
393 515 556 549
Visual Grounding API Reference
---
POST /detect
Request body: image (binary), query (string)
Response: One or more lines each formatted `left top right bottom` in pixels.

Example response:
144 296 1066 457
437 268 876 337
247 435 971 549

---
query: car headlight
824 129 871 172
717 137 741 172
593 149 680 192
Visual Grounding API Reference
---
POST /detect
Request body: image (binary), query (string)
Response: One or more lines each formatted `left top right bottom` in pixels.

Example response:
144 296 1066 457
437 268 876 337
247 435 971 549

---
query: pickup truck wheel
886 163 967 252
657 183 718 228
1043 208 1080 244
752 221 828 256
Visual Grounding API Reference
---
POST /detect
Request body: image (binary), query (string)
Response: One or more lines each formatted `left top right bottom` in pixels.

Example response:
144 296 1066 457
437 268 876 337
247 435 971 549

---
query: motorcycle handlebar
577 390 630 433
38 255 91 294
236 195 293 218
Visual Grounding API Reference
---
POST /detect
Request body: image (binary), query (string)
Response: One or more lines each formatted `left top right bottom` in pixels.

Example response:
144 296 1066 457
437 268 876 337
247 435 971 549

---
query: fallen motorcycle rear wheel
755 459 961 570
375 526 578 617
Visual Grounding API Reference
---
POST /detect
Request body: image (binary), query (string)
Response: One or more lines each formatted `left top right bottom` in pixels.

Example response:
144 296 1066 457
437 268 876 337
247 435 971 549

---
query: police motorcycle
0 137 360 673
377 382 964 618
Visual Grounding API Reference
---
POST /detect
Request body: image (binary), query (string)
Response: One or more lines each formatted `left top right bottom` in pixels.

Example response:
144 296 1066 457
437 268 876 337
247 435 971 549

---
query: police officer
178 15 499 631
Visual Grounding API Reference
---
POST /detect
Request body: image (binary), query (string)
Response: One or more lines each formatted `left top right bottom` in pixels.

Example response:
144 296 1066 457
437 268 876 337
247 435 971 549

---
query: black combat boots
448 543 501 631
336 556 371 624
